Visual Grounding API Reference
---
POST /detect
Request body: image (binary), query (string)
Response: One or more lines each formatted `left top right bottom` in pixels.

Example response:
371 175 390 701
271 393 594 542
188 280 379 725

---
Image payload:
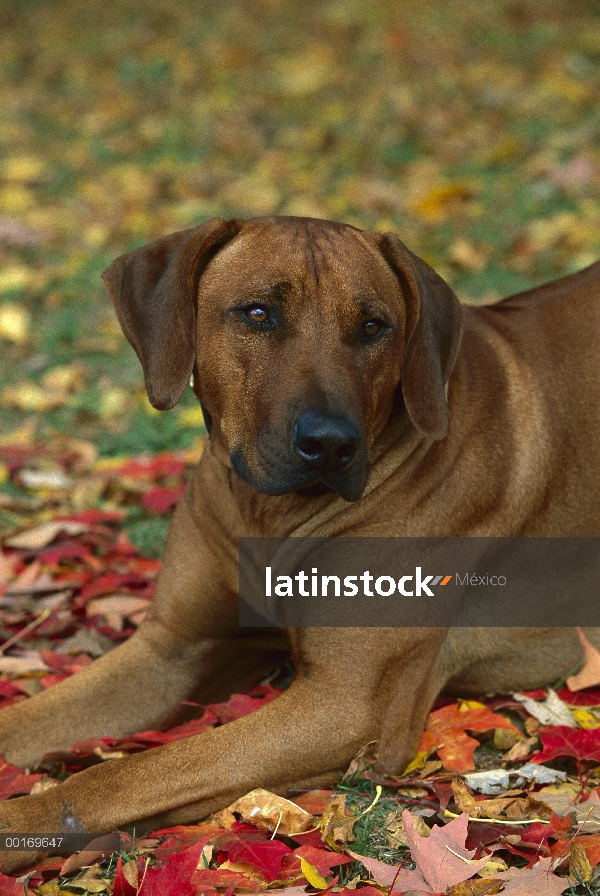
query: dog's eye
362 319 385 339
245 306 269 324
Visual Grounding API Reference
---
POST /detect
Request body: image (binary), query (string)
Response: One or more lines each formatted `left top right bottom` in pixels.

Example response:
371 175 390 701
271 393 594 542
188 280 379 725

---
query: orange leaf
424 701 519 772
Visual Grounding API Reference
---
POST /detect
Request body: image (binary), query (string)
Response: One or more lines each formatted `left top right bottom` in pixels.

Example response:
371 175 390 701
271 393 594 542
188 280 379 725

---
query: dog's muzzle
292 411 361 473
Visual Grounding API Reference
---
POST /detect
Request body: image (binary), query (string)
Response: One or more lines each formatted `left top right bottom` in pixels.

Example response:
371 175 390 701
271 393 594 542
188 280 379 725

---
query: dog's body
0 216 598 871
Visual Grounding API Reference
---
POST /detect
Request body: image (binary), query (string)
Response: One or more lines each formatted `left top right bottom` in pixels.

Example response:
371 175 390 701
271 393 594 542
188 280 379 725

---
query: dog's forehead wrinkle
240 280 292 304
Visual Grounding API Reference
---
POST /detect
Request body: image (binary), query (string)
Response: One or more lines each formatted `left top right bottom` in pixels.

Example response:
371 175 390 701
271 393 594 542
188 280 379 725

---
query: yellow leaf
0 185 34 213
459 700 487 711
0 464 7 485
92 456 130 472
409 182 473 222
42 364 87 394
0 267 32 293
570 840 593 883
99 387 130 419
402 749 431 776
0 302 30 342
2 155 47 182
178 405 206 427
477 857 508 878
1 383 61 411
572 709 600 729
300 857 329 889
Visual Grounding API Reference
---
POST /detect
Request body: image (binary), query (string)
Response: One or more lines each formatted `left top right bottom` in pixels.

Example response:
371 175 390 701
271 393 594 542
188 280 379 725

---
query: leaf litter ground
1 441 600 894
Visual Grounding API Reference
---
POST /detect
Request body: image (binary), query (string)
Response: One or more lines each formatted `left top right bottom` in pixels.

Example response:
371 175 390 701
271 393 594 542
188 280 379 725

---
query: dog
0 214 598 872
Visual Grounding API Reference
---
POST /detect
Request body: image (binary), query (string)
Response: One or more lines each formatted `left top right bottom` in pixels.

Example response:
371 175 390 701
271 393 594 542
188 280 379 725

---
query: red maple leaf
533 726 600 765
293 844 354 876
0 867 35 894
0 756 42 800
215 826 291 881
141 486 185 515
113 858 134 896
206 684 281 724
134 839 204 896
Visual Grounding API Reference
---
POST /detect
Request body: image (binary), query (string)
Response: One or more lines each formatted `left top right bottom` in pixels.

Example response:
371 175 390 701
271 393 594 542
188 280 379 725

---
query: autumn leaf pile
0 439 599 895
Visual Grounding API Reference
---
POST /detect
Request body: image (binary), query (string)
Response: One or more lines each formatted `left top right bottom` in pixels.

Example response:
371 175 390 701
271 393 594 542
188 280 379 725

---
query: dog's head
102 216 463 502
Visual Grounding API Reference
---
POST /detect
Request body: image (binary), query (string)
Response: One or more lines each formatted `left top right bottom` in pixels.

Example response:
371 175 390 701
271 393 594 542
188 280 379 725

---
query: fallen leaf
352 811 491 894
319 794 358 847
343 741 378 779
113 856 137 896
447 878 504 895
300 856 329 889
0 757 43 799
141 485 185 514
0 302 30 343
0 655 49 675
533 726 600 765
86 594 149 630
464 769 511 795
224 788 312 836
293 844 353 876
513 763 567 786
4 520 88 550
384 812 409 848
345 849 399 887
567 628 600 692
496 857 569 895
569 839 593 882
136 839 204 896
513 689 577 727
422 701 519 772
215 826 292 882
291 790 337 815
502 735 539 762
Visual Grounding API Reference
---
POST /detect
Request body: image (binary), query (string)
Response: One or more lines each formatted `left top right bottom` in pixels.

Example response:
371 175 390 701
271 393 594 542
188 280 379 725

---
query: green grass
1 0 599 457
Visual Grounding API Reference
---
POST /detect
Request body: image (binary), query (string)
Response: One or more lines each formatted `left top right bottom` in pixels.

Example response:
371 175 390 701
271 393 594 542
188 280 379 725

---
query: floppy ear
101 217 241 410
379 232 464 439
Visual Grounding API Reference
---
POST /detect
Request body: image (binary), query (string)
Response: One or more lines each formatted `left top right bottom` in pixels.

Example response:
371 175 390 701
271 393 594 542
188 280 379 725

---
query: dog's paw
0 789 82 874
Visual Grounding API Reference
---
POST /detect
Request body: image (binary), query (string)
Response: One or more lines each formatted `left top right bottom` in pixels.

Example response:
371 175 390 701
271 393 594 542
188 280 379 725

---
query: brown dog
0 215 598 871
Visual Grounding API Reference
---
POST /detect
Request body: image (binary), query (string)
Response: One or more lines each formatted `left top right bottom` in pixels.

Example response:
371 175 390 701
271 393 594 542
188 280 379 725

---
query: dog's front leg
0 477 285 769
0 628 447 873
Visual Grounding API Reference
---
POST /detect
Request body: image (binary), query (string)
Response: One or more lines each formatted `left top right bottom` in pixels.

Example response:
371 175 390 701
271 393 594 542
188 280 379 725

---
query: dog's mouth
295 482 332 498
230 448 369 503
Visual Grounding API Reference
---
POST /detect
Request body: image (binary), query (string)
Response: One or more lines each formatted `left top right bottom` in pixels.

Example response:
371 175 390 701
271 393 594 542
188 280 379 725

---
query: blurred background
1 0 600 458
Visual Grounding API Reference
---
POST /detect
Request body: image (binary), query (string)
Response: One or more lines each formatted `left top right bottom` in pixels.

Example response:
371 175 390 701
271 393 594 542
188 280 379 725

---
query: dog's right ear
102 217 241 410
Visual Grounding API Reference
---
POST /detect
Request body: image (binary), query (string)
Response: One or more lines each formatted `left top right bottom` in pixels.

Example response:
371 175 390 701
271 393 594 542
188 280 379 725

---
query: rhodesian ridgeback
0 215 598 871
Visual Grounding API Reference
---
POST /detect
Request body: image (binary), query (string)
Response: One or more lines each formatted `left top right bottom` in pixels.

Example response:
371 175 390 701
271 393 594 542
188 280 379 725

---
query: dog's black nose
293 412 361 472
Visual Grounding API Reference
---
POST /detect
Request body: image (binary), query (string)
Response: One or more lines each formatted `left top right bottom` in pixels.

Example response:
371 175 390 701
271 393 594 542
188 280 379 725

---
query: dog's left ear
102 217 241 410
379 233 464 440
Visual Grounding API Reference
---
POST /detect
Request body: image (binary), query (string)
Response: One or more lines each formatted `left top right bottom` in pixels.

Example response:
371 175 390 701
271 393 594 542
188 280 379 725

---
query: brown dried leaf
502 735 538 762
447 877 504 896
224 788 312 836
343 741 378 779
569 840 593 883
320 794 357 846
4 520 88 550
